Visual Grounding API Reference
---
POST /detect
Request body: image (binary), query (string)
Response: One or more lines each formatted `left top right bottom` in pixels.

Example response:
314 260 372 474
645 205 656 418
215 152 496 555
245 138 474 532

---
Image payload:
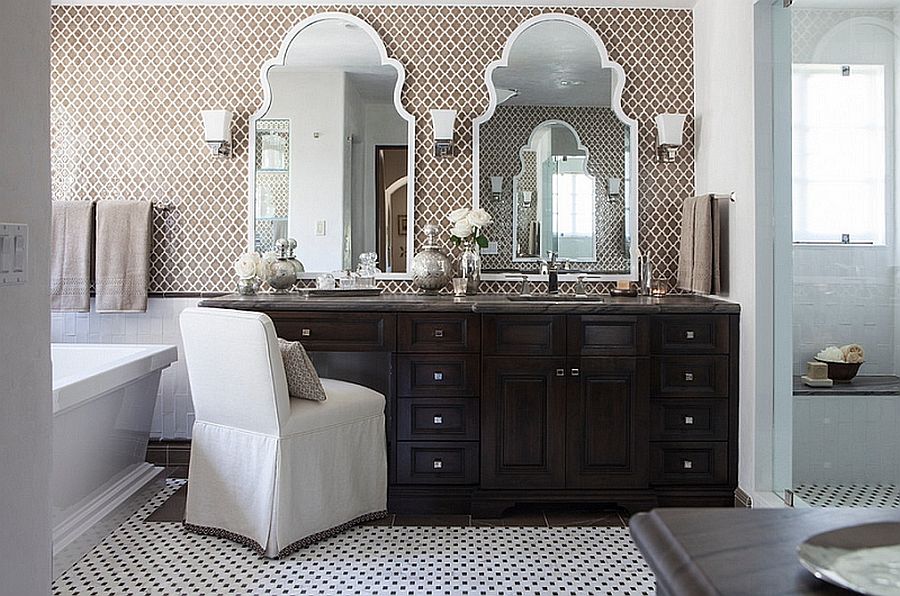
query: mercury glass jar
266 239 298 293
411 224 452 295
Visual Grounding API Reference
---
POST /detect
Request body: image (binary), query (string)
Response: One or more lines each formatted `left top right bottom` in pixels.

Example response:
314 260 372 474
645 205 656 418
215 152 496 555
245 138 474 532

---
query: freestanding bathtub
51 343 177 578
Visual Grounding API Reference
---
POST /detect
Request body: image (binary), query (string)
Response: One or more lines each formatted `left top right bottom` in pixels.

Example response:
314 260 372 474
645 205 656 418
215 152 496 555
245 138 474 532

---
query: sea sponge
840 343 865 363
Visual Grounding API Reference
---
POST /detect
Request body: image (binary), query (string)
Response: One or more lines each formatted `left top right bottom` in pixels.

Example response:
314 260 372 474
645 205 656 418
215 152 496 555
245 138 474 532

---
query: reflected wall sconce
522 190 533 208
430 109 456 158
201 109 232 157
607 177 621 197
490 176 504 200
655 113 687 163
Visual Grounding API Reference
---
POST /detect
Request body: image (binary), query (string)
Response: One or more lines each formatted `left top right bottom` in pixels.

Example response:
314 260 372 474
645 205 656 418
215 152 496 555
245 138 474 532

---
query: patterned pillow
277 338 327 402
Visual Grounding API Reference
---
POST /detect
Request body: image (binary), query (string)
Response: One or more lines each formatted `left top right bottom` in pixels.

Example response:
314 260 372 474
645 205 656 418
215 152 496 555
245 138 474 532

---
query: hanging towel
95 200 152 312
677 194 721 294
50 201 94 312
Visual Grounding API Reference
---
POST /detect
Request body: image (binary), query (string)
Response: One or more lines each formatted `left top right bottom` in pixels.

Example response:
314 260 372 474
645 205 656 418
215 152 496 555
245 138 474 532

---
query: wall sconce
490 176 504 200
201 109 232 157
655 113 687 163
521 190 533 208
607 177 621 197
430 109 456 158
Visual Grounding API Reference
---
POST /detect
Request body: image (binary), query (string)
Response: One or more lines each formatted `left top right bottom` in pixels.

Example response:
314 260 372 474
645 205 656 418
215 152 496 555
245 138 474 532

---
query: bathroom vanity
200 293 739 516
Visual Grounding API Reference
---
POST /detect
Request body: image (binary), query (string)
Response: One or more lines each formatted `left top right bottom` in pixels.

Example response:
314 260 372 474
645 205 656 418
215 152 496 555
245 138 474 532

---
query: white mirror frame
511 119 597 264
472 13 639 282
248 12 416 279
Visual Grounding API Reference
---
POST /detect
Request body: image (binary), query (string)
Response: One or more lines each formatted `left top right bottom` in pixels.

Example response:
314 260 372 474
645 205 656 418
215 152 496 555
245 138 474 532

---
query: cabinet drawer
398 314 480 353
650 442 728 485
652 356 729 398
397 354 480 397
650 399 729 441
395 442 479 485
651 316 730 354
269 312 396 352
397 398 479 441
568 316 649 356
482 315 566 356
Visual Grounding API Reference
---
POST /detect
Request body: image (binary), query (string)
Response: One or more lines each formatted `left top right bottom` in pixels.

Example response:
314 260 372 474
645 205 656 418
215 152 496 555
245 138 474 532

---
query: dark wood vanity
199 294 740 516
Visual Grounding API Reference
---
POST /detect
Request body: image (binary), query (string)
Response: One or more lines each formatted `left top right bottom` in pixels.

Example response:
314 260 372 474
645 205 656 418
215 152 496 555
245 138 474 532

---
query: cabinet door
481 357 567 489
566 358 649 489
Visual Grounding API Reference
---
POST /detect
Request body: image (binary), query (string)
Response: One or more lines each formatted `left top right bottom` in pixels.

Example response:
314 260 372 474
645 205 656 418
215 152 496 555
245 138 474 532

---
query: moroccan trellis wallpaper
49 4 695 294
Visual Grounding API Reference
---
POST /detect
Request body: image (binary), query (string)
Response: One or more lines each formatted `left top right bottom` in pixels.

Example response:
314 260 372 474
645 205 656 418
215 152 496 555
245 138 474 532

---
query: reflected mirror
474 16 637 277
250 14 415 274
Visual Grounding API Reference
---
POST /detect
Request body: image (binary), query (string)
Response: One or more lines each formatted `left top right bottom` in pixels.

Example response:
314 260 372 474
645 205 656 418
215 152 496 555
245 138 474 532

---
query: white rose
467 208 493 228
451 220 474 239
234 253 260 279
448 207 471 223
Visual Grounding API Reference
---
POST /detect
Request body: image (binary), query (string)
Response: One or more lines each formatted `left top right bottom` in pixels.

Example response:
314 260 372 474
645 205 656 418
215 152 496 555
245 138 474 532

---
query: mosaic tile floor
53 480 656 595
793 483 900 508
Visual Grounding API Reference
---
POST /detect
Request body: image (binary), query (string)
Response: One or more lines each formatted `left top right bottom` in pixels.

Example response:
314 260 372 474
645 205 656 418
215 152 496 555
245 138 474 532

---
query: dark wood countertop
198 293 740 314
630 508 900 596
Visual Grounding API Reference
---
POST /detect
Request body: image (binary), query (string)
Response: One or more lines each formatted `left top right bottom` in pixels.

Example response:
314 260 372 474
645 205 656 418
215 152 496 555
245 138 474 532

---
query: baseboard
53 463 166 579
734 486 752 508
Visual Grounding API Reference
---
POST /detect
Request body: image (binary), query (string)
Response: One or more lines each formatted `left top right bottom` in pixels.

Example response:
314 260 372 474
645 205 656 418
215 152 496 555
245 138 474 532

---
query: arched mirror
249 13 415 275
473 14 638 279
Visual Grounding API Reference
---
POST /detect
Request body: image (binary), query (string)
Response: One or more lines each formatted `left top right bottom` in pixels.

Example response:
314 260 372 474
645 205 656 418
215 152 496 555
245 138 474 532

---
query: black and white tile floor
793 483 900 508
53 480 656 595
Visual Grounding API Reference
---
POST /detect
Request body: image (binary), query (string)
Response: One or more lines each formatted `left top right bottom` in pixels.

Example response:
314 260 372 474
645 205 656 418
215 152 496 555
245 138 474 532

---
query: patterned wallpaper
479 105 629 273
49 4 695 294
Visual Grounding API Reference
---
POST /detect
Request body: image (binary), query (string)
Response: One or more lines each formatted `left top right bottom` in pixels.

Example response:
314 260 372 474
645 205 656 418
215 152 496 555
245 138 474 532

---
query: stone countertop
793 374 900 396
198 292 740 314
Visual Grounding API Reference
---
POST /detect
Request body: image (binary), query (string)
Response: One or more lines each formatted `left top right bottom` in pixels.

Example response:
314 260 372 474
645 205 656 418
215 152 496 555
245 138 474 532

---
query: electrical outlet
0 223 27 286
482 241 498 255
316 220 326 236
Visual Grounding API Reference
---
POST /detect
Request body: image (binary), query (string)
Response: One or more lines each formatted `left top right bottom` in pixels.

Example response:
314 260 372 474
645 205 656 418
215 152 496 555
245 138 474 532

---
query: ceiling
493 19 616 107
274 18 397 101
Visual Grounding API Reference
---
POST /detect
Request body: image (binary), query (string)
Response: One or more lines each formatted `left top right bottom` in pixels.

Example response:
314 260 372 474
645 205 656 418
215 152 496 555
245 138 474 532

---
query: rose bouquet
448 207 493 248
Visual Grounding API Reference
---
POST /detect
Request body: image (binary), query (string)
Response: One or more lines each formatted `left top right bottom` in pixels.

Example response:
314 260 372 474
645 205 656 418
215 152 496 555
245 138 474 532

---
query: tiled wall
51 298 199 439
794 394 900 485
50 4 695 293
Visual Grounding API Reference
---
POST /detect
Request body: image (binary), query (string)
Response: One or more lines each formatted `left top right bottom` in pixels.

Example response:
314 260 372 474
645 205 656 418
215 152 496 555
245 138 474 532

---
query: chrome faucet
541 251 560 295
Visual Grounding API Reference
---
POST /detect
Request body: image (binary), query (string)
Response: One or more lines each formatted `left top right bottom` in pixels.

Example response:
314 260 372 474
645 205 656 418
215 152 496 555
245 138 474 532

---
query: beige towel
50 201 94 312
95 201 152 312
677 195 720 294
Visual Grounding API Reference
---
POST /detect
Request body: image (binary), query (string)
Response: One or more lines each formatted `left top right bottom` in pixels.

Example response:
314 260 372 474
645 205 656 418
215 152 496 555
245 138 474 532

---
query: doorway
375 146 408 273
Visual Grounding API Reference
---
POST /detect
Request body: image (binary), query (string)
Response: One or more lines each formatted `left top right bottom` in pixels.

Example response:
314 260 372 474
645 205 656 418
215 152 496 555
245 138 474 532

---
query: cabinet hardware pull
684 372 694 382
556 369 565 376
434 329 444 338
683 459 693 470
433 371 444 381
684 416 694 425
433 415 443 425
432 459 443 470
685 330 695 340
301 328 311 337
571 368 580 377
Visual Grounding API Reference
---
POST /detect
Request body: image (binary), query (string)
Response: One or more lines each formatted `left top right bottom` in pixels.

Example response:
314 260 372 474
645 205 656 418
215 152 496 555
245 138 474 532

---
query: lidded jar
411 224 452 295
266 238 299 293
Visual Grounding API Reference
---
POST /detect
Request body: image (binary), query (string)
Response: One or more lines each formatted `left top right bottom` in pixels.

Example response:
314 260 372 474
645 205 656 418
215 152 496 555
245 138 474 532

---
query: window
552 159 594 238
792 64 886 244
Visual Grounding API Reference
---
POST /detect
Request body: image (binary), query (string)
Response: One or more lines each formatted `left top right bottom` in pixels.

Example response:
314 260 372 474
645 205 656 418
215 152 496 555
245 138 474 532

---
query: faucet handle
547 251 558 266
517 274 532 296
574 274 587 297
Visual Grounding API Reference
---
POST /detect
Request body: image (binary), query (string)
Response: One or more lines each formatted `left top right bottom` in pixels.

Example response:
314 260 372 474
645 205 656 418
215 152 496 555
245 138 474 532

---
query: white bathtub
51 343 177 578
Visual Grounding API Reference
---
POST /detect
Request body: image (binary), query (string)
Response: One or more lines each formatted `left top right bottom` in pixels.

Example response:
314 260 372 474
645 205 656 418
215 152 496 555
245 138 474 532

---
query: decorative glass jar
411 224 452 295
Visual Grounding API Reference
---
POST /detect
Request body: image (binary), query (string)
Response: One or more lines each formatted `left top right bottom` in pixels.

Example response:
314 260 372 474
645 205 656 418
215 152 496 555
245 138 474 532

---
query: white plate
798 522 900 595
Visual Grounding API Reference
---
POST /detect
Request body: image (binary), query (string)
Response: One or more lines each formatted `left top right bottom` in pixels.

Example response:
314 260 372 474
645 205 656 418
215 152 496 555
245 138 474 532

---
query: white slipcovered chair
179 307 388 558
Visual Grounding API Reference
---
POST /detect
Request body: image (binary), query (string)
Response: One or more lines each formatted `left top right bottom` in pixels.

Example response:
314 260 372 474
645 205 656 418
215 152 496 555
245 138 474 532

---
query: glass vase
460 238 481 295
236 277 260 296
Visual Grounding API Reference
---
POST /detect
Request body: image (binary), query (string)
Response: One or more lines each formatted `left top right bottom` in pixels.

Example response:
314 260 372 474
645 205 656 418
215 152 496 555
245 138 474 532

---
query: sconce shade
608 177 621 196
201 110 232 142
655 113 687 147
201 109 232 157
430 109 456 157
490 176 504 194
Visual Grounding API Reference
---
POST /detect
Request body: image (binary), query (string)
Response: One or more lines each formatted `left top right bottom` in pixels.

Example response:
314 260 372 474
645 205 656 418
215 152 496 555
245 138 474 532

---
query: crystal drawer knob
433 415 443 425
685 330 695 340
556 369 565 377
684 372 694 382
433 371 444 381
684 416 694 425
434 329 444 338
433 459 443 470
683 459 693 470
301 328 311 337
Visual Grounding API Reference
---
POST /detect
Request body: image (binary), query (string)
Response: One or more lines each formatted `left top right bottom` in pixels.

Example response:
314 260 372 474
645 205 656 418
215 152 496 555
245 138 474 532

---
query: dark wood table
630 508 900 595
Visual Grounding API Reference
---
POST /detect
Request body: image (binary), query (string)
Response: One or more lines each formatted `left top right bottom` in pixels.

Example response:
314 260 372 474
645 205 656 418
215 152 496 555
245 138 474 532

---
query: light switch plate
482 240 498 255
315 220 326 236
0 223 27 286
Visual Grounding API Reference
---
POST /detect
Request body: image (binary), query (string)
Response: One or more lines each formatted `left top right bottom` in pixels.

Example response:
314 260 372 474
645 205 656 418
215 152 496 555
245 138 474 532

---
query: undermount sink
506 294 605 302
